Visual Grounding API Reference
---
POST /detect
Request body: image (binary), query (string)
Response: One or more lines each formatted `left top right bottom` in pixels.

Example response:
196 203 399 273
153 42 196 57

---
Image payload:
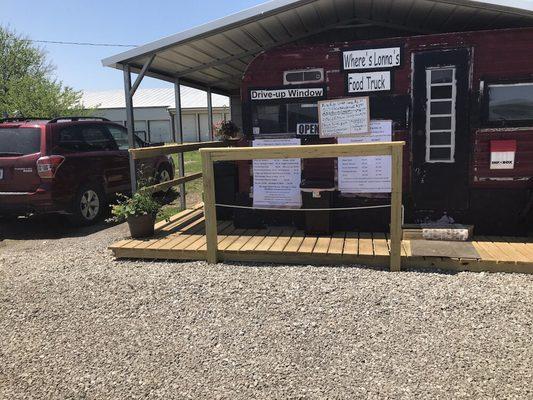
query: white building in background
81 87 230 143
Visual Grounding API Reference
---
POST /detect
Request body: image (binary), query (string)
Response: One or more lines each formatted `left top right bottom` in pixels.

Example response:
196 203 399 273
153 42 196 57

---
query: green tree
0 26 87 118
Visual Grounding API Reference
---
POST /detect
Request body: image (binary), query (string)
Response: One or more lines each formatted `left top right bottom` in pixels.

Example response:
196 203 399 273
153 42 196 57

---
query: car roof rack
0 117 47 123
48 116 110 123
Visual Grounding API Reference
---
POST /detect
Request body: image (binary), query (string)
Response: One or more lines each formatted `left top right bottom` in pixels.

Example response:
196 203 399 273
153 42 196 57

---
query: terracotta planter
127 213 156 238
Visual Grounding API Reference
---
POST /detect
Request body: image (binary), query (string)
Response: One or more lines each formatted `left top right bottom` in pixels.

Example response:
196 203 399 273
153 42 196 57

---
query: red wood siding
240 27 533 192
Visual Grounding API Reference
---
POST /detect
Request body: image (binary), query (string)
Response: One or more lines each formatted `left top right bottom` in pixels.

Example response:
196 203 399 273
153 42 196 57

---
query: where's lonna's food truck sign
342 46 401 95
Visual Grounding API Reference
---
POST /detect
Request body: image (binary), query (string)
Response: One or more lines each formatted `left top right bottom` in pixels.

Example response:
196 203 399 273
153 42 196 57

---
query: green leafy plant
109 191 162 222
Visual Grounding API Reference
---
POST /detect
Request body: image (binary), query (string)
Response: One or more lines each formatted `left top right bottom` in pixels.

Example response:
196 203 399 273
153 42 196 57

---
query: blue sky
2 0 265 91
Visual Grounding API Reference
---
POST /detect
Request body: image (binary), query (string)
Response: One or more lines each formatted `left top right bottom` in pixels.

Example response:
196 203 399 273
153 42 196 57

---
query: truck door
411 48 471 216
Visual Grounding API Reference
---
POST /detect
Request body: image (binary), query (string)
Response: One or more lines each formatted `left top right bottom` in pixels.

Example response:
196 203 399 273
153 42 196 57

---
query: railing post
389 144 403 271
201 149 218 263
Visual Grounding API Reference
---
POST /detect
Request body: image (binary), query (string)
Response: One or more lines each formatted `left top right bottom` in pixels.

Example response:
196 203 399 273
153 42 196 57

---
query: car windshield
0 128 41 156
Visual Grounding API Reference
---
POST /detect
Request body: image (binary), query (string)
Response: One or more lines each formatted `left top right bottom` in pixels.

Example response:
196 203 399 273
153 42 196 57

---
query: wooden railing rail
129 140 225 208
200 141 405 271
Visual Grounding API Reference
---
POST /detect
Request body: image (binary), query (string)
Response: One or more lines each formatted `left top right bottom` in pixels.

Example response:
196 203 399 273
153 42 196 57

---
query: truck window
251 102 318 135
487 82 533 125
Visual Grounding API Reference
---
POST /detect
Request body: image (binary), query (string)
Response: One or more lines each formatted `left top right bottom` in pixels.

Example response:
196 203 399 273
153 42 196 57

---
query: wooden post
389 144 403 271
201 150 218 263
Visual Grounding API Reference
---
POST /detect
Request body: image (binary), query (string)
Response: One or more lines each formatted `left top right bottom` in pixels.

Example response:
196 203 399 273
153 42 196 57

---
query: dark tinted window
80 126 116 150
55 125 116 152
106 125 129 150
0 128 41 156
488 83 533 122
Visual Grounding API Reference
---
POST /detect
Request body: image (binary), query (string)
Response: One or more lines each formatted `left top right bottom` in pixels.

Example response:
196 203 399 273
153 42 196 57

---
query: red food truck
235 27 533 235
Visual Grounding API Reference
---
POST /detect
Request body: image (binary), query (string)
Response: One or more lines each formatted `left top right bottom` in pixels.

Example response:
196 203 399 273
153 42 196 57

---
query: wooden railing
200 141 405 271
129 141 225 205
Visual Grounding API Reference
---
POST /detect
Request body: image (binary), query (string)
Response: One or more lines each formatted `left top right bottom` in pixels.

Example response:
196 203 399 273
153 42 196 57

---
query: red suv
0 117 174 224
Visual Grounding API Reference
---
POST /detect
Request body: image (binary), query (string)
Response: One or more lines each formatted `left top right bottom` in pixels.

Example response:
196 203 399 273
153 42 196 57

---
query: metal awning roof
102 0 533 95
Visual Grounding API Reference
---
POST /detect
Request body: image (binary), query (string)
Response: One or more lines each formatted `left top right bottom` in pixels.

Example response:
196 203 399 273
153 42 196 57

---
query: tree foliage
0 26 87 118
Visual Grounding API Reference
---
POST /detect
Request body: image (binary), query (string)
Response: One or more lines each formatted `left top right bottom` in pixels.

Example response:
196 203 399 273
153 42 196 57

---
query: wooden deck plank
218 228 249 251
343 232 358 256
196 223 238 251
269 230 294 252
184 221 233 251
252 228 283 252
358 233 374 256
328 232 345 255
472 238 501 262
155 217 206 250
226 229 261 252
298 236 318 254
482 238 530 263
372 233 389 256
154 203 203 231
239 229 271 252
109 239 135 249
283 231 305 253
313 237 331 254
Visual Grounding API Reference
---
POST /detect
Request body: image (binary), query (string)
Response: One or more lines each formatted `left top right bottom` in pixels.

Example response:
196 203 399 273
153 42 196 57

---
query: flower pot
127 213 156 238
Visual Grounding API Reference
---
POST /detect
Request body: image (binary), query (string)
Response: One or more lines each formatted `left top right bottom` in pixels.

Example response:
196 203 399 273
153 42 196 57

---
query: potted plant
109 191 162 238
214 120 242 145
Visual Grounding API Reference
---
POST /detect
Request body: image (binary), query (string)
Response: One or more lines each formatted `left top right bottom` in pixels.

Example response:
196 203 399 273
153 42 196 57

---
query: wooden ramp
109 204 533 274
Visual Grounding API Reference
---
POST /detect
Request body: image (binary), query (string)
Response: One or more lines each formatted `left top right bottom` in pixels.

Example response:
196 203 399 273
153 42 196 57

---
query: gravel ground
1 216 533 399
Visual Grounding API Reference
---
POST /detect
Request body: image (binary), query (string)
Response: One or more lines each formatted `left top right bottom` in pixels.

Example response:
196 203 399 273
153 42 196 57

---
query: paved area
1 215 532 399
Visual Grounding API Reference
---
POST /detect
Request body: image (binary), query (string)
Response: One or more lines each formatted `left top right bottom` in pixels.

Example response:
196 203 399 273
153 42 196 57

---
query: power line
28 39 138 48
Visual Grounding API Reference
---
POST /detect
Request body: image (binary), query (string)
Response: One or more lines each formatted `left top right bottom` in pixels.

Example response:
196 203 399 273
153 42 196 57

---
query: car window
107 125 129 150
56 126 85 152
80 125 117 151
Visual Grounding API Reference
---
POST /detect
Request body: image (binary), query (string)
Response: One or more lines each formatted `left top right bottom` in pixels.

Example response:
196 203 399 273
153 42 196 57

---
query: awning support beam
207 87 214 140
123 64 137 194
130 54 156 97
173 79 186 210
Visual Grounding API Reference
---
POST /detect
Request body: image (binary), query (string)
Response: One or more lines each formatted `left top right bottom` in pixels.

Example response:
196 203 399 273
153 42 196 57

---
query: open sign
296 123 319 136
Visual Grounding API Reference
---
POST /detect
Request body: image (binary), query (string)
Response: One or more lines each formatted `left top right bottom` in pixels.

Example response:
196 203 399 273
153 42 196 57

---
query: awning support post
123 64 137 194
174 79 186 210
207 87 214 140
130 54 156 98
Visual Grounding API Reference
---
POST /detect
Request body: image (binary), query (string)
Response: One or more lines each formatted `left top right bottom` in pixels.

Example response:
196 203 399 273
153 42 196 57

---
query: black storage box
301 179 335 235
214 161 238 220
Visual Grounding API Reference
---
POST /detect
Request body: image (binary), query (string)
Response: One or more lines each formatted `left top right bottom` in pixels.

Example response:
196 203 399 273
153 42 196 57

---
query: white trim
425 67 457 163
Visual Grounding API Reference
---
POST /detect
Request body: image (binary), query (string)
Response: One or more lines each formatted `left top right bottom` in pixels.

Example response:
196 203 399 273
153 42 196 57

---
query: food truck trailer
103 0 533 238
238 27 533 235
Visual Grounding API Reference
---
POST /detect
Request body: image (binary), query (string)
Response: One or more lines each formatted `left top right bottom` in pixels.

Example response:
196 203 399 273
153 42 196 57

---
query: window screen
487 83 533 123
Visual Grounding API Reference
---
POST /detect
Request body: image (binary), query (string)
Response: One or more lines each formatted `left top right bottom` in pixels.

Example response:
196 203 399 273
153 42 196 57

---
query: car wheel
70 184 106 226
157 164 173 184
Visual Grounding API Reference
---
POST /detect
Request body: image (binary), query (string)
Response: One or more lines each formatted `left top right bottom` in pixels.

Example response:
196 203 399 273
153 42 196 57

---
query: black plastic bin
214 161 238 220
300 179 335 235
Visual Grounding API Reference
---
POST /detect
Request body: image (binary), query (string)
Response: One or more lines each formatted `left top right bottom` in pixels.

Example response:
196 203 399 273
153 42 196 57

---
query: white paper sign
490 151 515 169
347 71 391 93
338 120 393 193
253 138 302 208
318 97 370 138
342 47 401 70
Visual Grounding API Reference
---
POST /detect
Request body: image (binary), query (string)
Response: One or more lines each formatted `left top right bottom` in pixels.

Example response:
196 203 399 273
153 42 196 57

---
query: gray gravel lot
1 216 533 399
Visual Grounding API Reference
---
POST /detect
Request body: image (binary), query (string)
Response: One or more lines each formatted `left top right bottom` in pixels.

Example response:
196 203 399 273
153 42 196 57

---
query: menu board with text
252 138 302 208
318 97 370 138
337 120 392 193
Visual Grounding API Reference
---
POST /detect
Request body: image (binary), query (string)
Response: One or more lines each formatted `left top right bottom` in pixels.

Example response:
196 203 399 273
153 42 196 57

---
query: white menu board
318 97 370 138
338 120 393 193
252 138 302 208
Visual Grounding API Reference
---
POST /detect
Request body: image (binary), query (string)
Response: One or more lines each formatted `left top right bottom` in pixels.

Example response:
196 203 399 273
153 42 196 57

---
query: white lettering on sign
342 47 401 70
296 123 319 136
252 138 302 208
338 120 393 193
347 71 391 93
318 97 370 138
250 88 324 101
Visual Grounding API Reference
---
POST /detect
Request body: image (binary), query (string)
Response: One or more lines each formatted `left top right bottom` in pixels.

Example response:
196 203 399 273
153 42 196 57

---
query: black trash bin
300 179 335 235
214 161 238 220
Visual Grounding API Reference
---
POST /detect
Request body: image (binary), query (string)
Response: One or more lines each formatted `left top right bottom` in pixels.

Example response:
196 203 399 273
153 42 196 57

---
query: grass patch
157 151 204 222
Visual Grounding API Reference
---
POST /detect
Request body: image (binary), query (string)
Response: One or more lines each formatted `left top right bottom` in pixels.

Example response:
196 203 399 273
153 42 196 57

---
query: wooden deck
109 204 533 274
